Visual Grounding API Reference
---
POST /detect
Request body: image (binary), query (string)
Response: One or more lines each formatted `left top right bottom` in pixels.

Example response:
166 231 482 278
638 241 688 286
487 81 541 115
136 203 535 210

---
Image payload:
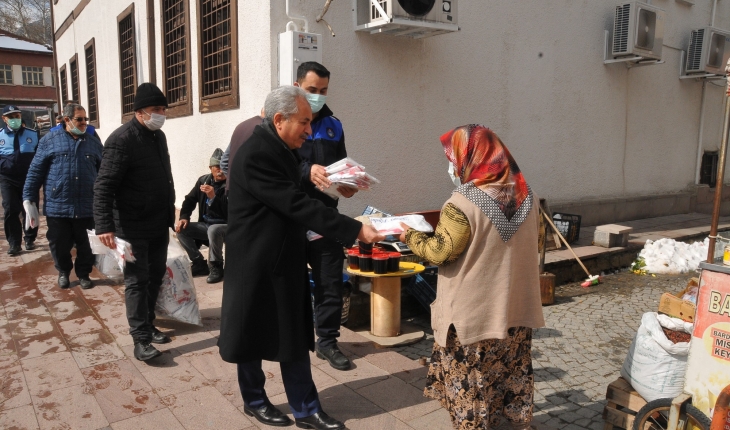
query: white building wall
53 0 273 213
273 0 730 217
53 0 730 218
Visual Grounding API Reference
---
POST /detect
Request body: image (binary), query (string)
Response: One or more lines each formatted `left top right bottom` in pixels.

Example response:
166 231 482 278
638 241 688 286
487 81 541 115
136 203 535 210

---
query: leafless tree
0 0 51 46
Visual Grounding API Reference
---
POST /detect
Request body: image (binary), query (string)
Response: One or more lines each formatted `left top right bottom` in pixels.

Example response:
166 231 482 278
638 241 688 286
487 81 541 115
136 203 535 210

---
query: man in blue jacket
0 105 39 255
23 103 102 289
294 62 358 371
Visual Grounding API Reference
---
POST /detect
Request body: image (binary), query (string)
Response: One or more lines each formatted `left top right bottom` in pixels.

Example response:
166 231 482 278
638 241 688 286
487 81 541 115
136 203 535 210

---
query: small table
347 262 425 343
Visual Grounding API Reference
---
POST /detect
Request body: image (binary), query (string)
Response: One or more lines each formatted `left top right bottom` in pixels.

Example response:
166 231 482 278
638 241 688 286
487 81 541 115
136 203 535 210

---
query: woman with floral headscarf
399 125 545 430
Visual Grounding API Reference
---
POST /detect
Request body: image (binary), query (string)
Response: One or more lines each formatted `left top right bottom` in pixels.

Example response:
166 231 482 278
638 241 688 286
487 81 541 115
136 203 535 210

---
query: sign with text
684 268 730 417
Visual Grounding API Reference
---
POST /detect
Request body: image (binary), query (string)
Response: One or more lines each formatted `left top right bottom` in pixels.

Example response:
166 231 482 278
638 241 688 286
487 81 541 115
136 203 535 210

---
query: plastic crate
405 266 437 311
552 212 581 244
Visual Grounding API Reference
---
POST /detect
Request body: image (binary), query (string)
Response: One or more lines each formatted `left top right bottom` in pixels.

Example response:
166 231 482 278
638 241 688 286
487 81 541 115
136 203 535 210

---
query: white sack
154 230 202 326
620 312 692 402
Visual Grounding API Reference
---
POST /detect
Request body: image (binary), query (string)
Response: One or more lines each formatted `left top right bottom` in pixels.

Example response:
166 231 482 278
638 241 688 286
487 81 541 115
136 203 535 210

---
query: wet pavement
0 213 704 429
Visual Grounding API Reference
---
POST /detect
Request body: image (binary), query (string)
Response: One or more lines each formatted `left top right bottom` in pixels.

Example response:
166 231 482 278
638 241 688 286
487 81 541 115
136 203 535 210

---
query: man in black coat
218 86 383 430
175 148 228 283
94 83 175 362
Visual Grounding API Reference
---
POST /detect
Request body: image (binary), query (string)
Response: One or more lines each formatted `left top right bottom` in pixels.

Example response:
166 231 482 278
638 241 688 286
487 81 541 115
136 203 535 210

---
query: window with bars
196 0 239 113
162 0 192 118
0 65 12 84
85 38 99 127
118 4 137 122
69 55 79 102
22 66 43 86
60 65 68 103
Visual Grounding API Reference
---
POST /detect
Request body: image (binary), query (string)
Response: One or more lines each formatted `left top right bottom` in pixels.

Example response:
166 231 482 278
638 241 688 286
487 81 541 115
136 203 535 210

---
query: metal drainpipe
707 70 730 263
695 81 707 185
49 1 62 113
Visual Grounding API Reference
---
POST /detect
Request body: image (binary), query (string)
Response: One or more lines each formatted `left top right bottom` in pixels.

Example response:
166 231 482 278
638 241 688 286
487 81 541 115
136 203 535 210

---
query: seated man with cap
175 148 228 284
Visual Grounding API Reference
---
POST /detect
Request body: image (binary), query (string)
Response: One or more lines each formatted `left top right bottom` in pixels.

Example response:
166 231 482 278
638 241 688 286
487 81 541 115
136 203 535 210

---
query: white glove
23 200 39 230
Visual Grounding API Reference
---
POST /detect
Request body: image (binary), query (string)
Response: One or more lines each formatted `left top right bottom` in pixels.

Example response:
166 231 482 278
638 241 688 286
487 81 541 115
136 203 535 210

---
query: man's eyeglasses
70 117 89 122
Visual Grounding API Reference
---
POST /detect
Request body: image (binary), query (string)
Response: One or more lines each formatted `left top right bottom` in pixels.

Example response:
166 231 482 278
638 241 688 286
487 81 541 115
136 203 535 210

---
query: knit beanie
133 83 168 111
209 148 223 167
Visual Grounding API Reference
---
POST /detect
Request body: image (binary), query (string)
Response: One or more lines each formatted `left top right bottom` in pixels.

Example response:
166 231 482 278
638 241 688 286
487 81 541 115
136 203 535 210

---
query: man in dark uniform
294 62 358 371
0 105 39 255
94 83 176 362
218 85 383 430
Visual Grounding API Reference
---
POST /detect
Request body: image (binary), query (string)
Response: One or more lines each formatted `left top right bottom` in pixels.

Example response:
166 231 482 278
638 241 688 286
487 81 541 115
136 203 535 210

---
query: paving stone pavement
390 271 696 430
0 213 699 430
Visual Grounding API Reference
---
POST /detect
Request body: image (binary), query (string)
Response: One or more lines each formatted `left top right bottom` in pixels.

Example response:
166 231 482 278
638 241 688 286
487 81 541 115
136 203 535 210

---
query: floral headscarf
440 124 529 221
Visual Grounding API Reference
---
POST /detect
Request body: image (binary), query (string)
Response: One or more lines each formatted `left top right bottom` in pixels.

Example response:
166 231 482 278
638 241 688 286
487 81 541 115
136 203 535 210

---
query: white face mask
447 162 461 187
306 93 326 113
143 110 166 131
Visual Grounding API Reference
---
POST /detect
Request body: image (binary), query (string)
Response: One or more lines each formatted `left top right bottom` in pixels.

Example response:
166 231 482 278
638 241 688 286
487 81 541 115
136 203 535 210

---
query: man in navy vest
294 62 357 371
0 105 39 255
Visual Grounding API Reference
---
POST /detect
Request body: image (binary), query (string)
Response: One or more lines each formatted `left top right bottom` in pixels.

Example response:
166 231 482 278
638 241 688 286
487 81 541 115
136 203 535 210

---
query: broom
542 212 601 288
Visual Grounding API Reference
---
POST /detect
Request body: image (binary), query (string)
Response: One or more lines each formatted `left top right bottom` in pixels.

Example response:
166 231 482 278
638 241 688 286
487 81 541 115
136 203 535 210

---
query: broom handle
542 212 592 278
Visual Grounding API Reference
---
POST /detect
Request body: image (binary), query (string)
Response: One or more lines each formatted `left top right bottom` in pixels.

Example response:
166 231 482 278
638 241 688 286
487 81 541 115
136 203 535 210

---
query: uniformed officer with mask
0 105 39 255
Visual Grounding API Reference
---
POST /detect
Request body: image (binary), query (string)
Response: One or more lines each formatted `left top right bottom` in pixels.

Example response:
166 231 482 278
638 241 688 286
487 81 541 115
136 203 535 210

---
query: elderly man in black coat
218 86 383 430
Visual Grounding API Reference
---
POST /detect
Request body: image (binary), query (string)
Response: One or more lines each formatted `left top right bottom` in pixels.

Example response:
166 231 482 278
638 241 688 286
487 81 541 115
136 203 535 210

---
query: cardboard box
658 292 696 322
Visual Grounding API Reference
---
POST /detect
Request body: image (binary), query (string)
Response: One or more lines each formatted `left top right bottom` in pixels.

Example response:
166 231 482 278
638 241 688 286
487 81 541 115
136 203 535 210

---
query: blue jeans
237 357 321 419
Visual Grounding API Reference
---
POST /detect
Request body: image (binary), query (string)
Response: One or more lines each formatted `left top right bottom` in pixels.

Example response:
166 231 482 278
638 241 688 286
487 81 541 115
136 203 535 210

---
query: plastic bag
155 230 201 326
322 157 380 199
620 312 692 402
87 230 135 279
369 215 434 235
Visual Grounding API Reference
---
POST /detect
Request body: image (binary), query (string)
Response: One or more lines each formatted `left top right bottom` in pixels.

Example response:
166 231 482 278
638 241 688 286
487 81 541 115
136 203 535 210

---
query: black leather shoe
316 345 351 370
78 277 94 290
7 245 20 256
295 411 345 430
133 342 162 361
150 328 171 344
243 401 293 427
24 240 35 251
58 272 70 289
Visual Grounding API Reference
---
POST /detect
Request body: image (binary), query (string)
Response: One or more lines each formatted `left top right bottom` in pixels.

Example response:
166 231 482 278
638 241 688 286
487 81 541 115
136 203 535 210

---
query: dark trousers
0 179 38 247
46 217 95 277
237 357 321 419
177 222 227 262
122 234 168 344
308 237 345 349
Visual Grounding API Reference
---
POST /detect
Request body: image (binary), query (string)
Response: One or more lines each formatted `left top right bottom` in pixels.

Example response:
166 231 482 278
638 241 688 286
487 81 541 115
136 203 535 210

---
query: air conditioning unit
370 0 456 24
685 27 730 75
611 2 665 61
354 0 459 38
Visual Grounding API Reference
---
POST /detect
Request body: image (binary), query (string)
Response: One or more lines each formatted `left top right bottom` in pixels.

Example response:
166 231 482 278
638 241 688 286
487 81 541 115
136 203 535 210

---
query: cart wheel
632 398 711 430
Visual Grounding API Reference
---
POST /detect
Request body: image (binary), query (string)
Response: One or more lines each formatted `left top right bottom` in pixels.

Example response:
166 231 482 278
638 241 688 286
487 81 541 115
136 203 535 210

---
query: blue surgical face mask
306 93 326 113
66 120 85 136
448 162 461 187
6 118 21 131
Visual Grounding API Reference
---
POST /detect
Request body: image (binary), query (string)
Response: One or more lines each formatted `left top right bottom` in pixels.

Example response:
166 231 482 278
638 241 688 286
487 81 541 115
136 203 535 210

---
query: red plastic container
347 249 360 270
373 255 389 274
387 252 401 272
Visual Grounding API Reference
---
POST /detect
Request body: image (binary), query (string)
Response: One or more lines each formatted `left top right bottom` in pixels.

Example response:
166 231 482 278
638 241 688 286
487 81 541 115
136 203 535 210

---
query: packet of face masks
369 215 434 235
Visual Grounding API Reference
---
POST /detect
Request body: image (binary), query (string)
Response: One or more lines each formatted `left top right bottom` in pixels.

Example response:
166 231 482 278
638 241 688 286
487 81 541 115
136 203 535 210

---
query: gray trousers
177 222 227 262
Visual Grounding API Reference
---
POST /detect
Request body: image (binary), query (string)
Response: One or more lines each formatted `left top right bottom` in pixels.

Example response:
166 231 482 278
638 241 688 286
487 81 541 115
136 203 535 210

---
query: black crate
552 213 581 244
405 266 437 311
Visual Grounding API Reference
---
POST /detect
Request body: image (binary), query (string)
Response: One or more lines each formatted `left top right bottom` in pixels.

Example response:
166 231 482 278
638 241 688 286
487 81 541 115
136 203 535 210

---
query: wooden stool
603 377 647 429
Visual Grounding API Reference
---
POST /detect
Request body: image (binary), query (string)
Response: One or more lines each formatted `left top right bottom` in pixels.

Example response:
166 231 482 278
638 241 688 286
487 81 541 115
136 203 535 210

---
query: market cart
630 262 730 429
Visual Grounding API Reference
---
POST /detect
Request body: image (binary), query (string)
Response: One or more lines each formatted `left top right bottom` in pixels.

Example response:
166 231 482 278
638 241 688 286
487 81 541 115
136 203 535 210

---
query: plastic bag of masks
154 229 202 326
